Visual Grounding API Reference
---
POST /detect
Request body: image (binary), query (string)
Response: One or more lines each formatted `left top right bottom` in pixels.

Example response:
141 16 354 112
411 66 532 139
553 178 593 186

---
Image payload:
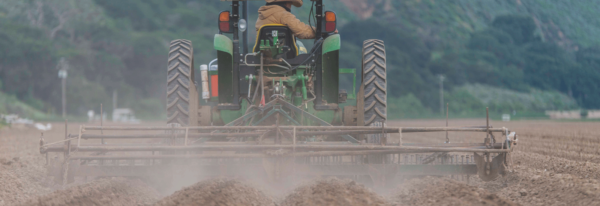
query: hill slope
340 0 600 50
0 0 599 119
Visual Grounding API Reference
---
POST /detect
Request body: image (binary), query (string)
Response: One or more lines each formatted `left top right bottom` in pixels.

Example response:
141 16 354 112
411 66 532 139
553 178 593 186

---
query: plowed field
1 120 599 206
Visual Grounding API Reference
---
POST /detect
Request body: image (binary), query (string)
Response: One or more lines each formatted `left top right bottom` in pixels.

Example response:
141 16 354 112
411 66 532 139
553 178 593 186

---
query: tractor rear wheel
361 40 390 186
361 39 387 126
167 39 198 126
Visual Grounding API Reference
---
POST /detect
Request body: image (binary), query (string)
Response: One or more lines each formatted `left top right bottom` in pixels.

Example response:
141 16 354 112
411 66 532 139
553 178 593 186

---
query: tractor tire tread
361 39 387 126
167 39 194 126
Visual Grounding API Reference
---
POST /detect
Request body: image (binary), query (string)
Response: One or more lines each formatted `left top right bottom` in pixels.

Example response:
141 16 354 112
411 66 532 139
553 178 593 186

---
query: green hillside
0 92 51 120
337 0 600 111
0 0 598 119
347 0 600 49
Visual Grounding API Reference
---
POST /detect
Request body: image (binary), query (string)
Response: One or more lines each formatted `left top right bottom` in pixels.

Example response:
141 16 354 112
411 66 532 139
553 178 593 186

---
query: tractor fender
321 34 341 105
214 34 233 55
214 34 235 104
322 34 341 54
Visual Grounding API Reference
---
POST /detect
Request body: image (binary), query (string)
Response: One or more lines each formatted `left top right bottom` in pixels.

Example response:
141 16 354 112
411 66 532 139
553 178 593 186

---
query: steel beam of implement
47 164 477 178
62 147 509 159
74 129 400 140
44 143 507 152
82 126 505 133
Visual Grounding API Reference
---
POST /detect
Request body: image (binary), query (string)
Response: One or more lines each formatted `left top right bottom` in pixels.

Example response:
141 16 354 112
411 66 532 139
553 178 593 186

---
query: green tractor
160 0 515 183
35 0 517 187
167 1 386 139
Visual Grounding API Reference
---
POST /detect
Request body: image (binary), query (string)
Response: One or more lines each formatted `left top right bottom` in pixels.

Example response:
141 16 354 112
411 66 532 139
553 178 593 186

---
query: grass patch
388 84 576 120
0 92 55 120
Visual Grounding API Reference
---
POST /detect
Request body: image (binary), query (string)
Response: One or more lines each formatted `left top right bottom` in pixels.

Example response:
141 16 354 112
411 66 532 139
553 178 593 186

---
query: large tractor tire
167 39 198 126
361 39 387 126
360 40 392 187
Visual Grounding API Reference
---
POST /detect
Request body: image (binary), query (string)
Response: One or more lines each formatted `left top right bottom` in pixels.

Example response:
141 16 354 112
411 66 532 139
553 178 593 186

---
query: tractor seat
253 24 300 59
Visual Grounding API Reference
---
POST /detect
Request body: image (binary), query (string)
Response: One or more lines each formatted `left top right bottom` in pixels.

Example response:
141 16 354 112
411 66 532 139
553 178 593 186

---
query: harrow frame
40 115 517 185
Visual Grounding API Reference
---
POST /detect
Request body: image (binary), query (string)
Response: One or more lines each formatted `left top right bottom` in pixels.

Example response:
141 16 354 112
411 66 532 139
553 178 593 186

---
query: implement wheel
361 39 387 126
167 39 199 126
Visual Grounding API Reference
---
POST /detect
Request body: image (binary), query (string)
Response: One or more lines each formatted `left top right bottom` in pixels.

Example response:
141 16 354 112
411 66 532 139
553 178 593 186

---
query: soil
0 157 52 206
389 177 518 206
391 119 600 206
468 151 600 206
2 120 600 206
19 178 160 206
280 178 388 206
153 178 275 206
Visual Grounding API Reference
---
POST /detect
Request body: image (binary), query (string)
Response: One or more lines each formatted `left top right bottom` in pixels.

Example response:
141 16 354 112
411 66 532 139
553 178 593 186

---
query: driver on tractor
256 0 337 40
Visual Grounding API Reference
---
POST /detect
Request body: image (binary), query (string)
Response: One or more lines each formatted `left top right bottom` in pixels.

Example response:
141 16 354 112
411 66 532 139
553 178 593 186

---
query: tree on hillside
491 14 539 45
573 46 600 108
0 0 104 40
0 19 56 110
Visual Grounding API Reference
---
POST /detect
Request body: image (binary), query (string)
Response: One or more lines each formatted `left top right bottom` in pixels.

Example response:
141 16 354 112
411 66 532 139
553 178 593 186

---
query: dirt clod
280 178 387 206
154 178 275 206
519 189 527 196
0 158 11 166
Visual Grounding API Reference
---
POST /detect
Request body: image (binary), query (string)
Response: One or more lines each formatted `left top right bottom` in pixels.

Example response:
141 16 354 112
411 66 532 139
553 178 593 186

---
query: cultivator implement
39 112 517 185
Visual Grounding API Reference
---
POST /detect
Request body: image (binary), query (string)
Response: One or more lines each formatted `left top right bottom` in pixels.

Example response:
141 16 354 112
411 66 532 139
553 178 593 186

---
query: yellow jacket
255 5 316 39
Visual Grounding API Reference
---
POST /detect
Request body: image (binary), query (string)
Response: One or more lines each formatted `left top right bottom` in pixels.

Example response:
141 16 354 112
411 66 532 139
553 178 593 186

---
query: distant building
545 110 581 119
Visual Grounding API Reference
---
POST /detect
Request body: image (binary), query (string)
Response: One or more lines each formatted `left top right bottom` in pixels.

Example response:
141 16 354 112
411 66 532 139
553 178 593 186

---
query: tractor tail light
211 75 219 97
219 11 232 33
325 11 336 33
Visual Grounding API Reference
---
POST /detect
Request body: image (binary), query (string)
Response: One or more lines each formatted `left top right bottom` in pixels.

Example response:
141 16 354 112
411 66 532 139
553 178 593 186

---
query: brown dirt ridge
390 177 519 206
280 178 388 206
153 178 275 206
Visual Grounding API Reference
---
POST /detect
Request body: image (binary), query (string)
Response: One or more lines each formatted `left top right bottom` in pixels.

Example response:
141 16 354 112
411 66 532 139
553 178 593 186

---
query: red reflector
210 75 219 97
219 22 230 32
326 22 336 33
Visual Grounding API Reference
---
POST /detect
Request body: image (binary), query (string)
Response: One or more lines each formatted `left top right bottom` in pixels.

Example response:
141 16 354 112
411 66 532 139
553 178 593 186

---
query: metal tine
446 103 449 143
